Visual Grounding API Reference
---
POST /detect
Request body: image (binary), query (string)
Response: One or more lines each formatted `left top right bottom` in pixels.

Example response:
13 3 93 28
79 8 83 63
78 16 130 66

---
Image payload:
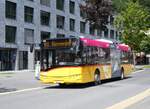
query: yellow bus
39 36 133 86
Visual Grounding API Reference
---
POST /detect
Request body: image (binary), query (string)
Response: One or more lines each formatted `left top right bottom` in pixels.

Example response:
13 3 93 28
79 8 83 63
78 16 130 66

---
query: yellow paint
105 88 150 109
121 64 134 76
40 64 133 84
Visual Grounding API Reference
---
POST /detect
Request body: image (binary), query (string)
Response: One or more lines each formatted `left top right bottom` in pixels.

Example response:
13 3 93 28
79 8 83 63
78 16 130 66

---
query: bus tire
120 68 125 80
94 70 101 86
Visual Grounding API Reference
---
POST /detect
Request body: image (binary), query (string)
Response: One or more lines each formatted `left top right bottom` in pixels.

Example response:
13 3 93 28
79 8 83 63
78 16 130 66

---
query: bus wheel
120 68 125 80
94 72 101 86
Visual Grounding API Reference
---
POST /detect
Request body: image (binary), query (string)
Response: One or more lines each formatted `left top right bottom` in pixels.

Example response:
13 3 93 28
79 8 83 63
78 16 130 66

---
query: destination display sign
43 38 76 49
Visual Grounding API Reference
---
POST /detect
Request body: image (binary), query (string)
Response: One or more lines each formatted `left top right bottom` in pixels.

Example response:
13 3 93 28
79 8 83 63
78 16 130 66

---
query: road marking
105 88 150 109
0 87 44 96
132 69 145 74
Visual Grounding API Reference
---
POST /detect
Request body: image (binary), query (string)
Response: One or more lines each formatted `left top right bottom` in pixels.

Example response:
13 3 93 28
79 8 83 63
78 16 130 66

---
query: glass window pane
5 1 16 19
5 25 16 43
41 11 50 26
70 18 75 31
80 21 86 33
69 1 75 14
24 6 34 23
56 0 64 11
57 15 65 29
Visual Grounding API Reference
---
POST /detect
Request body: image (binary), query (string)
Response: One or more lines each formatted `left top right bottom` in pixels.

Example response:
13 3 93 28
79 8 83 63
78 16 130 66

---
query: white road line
0 87 44 96
132 69 145 74
105 88 150 109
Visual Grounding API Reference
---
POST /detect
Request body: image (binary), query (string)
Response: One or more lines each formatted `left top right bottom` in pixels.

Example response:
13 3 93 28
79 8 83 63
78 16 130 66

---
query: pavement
0 67 149 109
0 69 44 93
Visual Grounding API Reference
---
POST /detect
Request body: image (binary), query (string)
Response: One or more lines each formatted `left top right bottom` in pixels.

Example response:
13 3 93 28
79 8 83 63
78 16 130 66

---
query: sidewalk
135 65 145 70
0 69 42 93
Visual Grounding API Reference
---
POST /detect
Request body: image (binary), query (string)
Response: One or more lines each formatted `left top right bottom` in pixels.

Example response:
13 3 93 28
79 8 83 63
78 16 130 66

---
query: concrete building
0 0 119 71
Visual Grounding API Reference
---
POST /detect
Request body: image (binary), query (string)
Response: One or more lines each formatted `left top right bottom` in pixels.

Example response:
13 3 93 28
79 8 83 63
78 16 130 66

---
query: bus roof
118 44 130 52
80 37 110 48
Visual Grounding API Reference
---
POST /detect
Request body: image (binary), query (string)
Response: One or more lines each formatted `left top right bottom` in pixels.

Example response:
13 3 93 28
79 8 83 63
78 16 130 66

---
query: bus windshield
40 38 81 70
55 49 81 65
41 49 82 70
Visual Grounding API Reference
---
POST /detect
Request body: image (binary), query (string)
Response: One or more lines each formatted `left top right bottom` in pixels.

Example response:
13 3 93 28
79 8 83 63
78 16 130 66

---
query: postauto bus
39 36 133 86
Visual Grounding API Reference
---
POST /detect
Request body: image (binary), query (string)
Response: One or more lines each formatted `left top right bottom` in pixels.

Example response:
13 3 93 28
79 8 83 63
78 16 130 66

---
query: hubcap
121 72 124 79
95 74 100 85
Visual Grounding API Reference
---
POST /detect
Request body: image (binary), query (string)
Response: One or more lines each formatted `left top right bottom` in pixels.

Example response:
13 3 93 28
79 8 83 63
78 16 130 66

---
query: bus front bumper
40 74 83 84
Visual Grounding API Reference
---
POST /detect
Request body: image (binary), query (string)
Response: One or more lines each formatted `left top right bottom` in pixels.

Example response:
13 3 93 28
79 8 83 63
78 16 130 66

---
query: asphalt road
0 69 150 109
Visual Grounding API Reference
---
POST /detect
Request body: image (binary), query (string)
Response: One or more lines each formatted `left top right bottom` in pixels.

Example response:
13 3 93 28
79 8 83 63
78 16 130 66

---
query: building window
41 11 50 26
56 0 64 11
110 30 114 39
40 0 50 7
41 31 51 41
97 29 102 36
104 28 108 38
19 51 28 70
80 8 86 18
24 28 34 44
24 6 34 23
5 25 16 43
89 25 95 35
57 34 65 38
5 1 16 19
70 18 75 31
69 1 75 14
80 21 86 33
57 15 65 29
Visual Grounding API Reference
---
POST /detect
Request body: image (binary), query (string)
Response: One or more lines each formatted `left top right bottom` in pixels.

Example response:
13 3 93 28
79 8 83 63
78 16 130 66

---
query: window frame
5 25 17 43
24 6 34 23
5 1 16 19
40 11 50 26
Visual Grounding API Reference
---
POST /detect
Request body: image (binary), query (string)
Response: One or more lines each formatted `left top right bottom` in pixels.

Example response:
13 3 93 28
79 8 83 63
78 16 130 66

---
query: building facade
0 0 120 71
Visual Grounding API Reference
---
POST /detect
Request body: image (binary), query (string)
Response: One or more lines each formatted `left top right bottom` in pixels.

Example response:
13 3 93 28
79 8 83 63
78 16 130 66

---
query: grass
144 65 150 68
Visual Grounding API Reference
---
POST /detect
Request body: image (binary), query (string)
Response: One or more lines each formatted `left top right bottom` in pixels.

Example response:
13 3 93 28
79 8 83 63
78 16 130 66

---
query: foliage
140 35 150 53
114 1 150 52
113 0 150 12
139 0 150 12
80 0 113 30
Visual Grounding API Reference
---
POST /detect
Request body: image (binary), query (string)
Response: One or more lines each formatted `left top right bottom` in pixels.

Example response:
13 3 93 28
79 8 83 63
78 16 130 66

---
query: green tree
114 1 150 52
113 0 150 12
140 34 150 54
139 0 150 12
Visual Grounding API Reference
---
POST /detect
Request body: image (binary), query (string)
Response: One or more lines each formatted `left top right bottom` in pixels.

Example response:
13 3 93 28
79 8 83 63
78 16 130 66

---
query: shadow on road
0 87 17 93
44 76 132 89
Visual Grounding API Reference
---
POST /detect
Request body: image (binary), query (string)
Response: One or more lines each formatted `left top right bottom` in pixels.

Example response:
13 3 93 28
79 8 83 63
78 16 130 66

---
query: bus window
121 51 129 64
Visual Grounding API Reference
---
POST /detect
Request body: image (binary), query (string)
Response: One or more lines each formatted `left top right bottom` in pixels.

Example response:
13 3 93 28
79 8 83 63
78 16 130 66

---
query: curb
0 70 35 74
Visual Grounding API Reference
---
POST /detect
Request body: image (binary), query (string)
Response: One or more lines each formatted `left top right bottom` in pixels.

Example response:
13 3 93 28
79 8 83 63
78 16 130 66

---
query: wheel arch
95 68 100 75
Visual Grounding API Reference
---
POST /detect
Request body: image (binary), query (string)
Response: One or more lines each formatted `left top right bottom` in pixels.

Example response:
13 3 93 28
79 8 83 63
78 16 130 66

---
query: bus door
111 47 121 78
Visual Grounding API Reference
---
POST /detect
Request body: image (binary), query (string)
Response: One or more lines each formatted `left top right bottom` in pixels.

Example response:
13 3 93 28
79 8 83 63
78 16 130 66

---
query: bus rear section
118 44 134 77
